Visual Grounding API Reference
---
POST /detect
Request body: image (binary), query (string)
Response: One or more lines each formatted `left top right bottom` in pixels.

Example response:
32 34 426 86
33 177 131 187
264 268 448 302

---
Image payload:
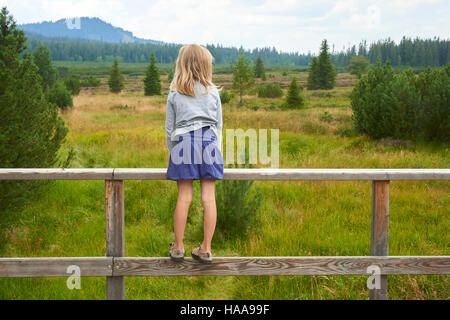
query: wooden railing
0 168 449 300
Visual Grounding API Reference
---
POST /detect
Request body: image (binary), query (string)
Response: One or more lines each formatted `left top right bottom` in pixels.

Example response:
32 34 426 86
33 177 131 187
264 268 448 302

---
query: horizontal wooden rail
0 256 448 278
0 168 449 180
0 257 112 277
112 256 450 277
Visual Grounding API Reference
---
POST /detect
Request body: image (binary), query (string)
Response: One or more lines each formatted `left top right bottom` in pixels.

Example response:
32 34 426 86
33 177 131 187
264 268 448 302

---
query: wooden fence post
370 180 389 300
105 180 125 300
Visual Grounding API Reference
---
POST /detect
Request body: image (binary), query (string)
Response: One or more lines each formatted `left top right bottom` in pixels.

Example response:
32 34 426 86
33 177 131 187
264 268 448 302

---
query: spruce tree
33 43 58 91
0 7 68 209
144 52 161 96
32 44 73 109
108 59 124 93
167 65 175 84
254 56 266 79
307 57 320 90
284 77 305 109
232 49 254 106
317 39 336 89
349 55 370 78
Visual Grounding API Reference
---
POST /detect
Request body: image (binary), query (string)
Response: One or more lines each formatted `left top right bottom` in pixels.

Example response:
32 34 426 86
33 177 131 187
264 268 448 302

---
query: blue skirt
167 126 224 181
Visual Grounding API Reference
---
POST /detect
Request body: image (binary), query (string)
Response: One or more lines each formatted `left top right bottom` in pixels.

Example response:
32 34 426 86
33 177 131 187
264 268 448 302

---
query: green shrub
220 89 232 104
351 62 449 141
335 126 358 138
319 111 333 123
215 165 263 242
257 83 283 98
80 76 101 87
310 91 333 98
302 121 328 135
349 55 370 78
64 75 81 95
110 104 136 111
414 64 450 140
46 80 74 110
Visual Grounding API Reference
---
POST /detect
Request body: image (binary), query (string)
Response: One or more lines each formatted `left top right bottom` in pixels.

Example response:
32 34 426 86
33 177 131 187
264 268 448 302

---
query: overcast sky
1 0 449 54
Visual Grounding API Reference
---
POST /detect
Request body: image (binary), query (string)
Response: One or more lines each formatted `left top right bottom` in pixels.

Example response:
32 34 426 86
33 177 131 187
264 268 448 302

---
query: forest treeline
24 33 449 68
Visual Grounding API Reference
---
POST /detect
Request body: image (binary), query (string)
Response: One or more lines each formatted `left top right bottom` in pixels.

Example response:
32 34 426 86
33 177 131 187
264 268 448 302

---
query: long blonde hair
170 44 218 97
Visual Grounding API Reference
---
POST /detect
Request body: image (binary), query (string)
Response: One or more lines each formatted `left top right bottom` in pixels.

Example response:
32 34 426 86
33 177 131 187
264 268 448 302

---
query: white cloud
0 0 448 54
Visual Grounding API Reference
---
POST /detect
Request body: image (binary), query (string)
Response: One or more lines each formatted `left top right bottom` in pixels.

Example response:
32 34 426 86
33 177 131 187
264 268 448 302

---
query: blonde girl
165 44 224 264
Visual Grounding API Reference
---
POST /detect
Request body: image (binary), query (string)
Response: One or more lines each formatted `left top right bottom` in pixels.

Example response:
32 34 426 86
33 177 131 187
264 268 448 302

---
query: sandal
191 245 213 264
169 243 185 262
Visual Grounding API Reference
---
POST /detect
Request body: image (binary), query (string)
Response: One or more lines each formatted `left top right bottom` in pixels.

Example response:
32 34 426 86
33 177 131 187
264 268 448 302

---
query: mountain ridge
19 17 165 45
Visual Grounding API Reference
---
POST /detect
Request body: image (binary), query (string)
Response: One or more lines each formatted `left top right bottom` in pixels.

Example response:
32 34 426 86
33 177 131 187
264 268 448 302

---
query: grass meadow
0 70 448 300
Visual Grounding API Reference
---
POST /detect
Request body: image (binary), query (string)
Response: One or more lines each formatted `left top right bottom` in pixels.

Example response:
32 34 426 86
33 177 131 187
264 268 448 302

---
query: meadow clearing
0 70 448 300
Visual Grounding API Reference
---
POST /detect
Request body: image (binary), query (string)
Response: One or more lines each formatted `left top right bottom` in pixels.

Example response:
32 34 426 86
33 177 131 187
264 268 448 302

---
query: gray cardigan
165 81 223 152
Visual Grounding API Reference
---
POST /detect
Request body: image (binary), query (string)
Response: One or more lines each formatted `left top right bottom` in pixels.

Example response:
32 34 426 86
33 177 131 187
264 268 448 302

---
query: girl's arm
165 93 177 152
216 92 223 152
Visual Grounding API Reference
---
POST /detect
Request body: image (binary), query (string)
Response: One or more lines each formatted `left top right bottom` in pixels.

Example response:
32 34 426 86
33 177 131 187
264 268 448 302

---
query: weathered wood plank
113 168 167 180
81 168 450 181
2 168 448 181
0 256 448 278
370 180 390 300
113 256 450 277
222 169 450 181
0 257 112 277
105 180 125 300
0 168 114 180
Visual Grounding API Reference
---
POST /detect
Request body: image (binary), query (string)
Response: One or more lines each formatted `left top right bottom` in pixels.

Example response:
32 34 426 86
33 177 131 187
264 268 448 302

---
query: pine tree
32 44 73 109
167 64 175 84
232 49 254 106
108 58 124 93
349 55 370 78
144 52 161 96
307 57 320 90
284 77 305 109
317 39 336 89
32 43 58 91
351 61 406 139
254 56 265 79
306 40 337 90
0 7 68 209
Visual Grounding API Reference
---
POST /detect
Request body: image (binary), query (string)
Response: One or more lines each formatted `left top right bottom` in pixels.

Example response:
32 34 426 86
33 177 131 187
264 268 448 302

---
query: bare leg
200 179 217 252
173 180 193 250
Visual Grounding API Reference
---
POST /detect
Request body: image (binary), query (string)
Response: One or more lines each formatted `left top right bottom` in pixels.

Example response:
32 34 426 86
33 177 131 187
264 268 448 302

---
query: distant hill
19 17 165 45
